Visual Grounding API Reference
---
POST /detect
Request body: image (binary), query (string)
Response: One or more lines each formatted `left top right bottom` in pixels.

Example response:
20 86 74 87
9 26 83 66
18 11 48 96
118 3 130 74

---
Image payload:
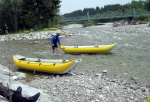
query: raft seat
74 46 78 48
35 59 41 62
62 60 66 62
26 58 41 62
19 58 26 60
94 45 99 47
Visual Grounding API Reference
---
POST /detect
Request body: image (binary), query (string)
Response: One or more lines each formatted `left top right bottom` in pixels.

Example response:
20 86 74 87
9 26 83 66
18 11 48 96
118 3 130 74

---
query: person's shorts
52 43 58 49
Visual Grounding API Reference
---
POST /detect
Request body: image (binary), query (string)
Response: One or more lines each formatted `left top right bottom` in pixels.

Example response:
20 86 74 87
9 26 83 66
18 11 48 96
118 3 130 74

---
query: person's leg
16 86 22 95
54 43 58 54
26 92 40 102
53 49 55 54
0 83 40 102
12 92 40 102
12 93 26 102
52 45 55 54
56 48 59 54
13 86 22 95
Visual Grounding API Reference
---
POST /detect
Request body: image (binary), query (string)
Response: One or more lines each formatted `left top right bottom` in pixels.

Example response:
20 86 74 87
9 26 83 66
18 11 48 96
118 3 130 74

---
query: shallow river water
0 24 150 86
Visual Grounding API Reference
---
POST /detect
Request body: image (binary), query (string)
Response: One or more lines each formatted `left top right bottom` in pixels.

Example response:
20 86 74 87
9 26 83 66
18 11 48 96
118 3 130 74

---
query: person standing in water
50 33 61 54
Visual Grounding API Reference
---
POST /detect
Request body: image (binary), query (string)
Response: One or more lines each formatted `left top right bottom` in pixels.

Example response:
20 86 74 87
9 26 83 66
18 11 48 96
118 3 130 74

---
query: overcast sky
60 0 132 14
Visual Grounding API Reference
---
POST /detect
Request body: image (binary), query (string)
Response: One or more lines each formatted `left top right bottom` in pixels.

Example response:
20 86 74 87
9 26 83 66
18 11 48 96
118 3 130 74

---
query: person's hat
56 33 60 36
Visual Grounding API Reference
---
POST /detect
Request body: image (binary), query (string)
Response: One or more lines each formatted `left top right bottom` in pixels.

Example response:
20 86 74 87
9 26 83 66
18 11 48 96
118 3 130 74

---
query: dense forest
0 0 61 33
0 0 150 34
63 0 150 17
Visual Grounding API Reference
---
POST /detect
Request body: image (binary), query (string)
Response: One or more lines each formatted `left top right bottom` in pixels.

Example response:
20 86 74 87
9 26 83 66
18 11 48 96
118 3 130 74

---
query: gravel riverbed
20 72 150 102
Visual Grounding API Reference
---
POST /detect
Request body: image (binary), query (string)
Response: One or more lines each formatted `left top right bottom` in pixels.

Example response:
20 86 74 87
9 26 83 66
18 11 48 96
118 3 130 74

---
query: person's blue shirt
50 35 60 45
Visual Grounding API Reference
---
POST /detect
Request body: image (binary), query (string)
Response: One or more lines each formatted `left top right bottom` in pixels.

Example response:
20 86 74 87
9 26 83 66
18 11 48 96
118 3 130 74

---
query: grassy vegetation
43 27 58 31
10 27 60 35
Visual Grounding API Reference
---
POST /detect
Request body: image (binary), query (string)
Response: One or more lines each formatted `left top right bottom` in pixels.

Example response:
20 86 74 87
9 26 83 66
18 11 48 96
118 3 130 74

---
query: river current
0 24 150 86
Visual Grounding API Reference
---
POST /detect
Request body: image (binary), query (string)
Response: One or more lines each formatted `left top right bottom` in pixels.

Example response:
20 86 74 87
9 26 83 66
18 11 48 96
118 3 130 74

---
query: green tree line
0 0 149 34
0 0 61 34
63 0 150 17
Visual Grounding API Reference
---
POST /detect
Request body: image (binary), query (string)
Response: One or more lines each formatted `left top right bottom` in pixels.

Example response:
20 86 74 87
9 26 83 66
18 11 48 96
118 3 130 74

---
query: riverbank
0 63 149 102
0 29 74 41
0 23 150 102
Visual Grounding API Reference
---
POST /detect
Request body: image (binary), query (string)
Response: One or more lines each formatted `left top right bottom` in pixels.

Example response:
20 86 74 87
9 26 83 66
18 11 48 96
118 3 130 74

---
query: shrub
23 30 30 34
134 14 150 21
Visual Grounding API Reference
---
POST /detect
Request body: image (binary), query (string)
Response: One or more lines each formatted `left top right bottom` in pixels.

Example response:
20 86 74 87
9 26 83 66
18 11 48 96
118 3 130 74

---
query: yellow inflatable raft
60 43 116 54
13 54 81 74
